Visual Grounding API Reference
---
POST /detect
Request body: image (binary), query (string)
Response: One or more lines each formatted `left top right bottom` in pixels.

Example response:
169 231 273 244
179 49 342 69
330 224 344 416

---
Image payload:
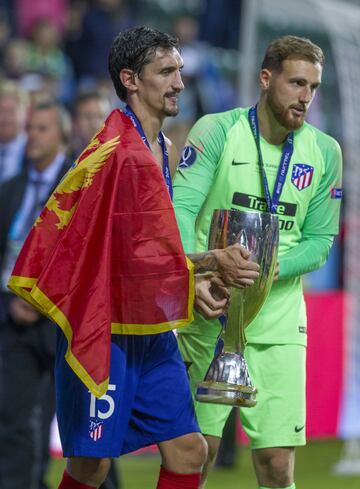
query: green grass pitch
46 439 360 488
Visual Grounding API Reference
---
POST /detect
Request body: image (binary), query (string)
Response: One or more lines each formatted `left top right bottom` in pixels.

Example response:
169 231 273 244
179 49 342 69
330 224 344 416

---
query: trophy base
195 381 257 407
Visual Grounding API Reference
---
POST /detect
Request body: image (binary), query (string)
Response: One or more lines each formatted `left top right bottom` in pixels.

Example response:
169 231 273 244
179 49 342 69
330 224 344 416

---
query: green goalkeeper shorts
178 332 306 449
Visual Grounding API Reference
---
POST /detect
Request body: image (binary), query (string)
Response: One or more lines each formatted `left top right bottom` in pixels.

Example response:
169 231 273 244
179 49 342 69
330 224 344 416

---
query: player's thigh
240 343 306 449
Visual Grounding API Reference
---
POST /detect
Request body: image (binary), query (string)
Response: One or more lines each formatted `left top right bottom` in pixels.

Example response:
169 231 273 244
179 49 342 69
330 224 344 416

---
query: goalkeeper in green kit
173 35 343 489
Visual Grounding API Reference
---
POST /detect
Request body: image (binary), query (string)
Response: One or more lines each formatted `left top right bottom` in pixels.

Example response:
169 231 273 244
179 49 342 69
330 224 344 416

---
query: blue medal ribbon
248 105 294 214
124 105 173 199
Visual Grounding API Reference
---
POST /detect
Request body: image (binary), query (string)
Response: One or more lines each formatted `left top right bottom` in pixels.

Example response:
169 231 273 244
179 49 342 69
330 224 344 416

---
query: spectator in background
171 13 237 116
165 14 203 150
0 0 16 35
165 14 237 151
25 19 75 104
170 15 203 120
0 100 72 489
0 7 11 63
73 0 136 89
1 38 29 80
0 80 29 184
198 0 242 50
63 0 90 81
71 91 111 159
14 0 68 38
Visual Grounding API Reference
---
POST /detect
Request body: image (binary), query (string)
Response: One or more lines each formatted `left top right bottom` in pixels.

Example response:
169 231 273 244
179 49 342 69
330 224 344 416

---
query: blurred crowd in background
0 0 243 151
0 0 345 291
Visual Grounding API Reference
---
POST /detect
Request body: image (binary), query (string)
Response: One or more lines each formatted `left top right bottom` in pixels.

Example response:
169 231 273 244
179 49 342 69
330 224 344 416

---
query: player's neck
257 98 288 145
127 102 163 148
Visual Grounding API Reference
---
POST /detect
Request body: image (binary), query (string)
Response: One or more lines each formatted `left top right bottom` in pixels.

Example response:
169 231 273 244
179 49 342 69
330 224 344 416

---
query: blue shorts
55 330 199 457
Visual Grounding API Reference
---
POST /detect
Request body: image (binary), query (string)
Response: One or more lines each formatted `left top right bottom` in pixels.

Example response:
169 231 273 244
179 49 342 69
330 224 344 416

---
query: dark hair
73 90 110 113
108 26 180 101
74 90 107 106
261 35 325 72
32 100 72 144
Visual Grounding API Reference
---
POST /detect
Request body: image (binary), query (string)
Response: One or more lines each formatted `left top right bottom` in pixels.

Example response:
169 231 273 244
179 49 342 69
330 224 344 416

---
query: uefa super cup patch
291 164 314 191
330 187 343 199
178 146 197 169
89 420 103 441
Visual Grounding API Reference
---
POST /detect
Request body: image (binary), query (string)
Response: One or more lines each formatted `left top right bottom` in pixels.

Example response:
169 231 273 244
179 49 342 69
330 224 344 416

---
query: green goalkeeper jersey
173 107 343 346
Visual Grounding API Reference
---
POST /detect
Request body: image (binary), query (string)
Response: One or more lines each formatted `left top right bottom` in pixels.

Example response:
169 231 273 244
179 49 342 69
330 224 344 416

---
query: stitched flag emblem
89 421 103 441
291 164 314 191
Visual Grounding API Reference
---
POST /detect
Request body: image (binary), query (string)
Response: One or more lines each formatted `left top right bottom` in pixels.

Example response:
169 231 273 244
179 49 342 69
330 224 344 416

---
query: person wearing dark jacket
0 100 72 489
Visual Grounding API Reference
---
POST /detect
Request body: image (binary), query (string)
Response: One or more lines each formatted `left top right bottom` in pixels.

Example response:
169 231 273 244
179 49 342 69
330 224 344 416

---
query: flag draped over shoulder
8 109 194 398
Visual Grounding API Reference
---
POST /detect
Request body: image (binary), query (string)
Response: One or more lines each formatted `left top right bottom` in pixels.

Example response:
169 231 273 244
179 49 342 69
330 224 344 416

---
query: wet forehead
149 47 183 68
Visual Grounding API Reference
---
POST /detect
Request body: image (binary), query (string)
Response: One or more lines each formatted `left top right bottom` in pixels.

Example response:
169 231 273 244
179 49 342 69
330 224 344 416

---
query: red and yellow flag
8 109 194 397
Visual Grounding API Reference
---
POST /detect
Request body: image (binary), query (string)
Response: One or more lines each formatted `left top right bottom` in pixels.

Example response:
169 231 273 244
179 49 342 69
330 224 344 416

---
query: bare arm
188 243 260 288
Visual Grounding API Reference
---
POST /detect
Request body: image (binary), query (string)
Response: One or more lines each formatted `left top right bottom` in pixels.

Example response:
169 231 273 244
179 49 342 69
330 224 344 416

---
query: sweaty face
266 59 322 131
135 47 184 118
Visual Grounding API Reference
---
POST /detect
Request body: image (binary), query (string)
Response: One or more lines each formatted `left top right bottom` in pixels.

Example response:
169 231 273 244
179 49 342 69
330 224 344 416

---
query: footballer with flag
8 27 259 489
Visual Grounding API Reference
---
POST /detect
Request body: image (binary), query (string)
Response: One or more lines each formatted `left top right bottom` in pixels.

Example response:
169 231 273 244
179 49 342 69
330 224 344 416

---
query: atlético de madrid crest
291 164 314 191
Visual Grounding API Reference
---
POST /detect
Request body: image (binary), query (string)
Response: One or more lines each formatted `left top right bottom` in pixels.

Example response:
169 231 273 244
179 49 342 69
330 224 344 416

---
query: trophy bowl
195 209 279 407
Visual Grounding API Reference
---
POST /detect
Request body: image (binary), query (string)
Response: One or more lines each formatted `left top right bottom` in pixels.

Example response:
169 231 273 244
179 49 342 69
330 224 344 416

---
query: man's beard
163 93 180 117
267 89 305 131
164 106 179 117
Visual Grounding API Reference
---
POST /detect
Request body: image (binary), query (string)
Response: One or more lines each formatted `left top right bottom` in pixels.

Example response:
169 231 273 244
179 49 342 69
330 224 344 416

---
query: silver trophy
195 209 279 407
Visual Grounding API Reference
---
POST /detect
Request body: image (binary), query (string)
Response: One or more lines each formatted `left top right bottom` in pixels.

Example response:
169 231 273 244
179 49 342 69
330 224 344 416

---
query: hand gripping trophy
196 209 279 407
